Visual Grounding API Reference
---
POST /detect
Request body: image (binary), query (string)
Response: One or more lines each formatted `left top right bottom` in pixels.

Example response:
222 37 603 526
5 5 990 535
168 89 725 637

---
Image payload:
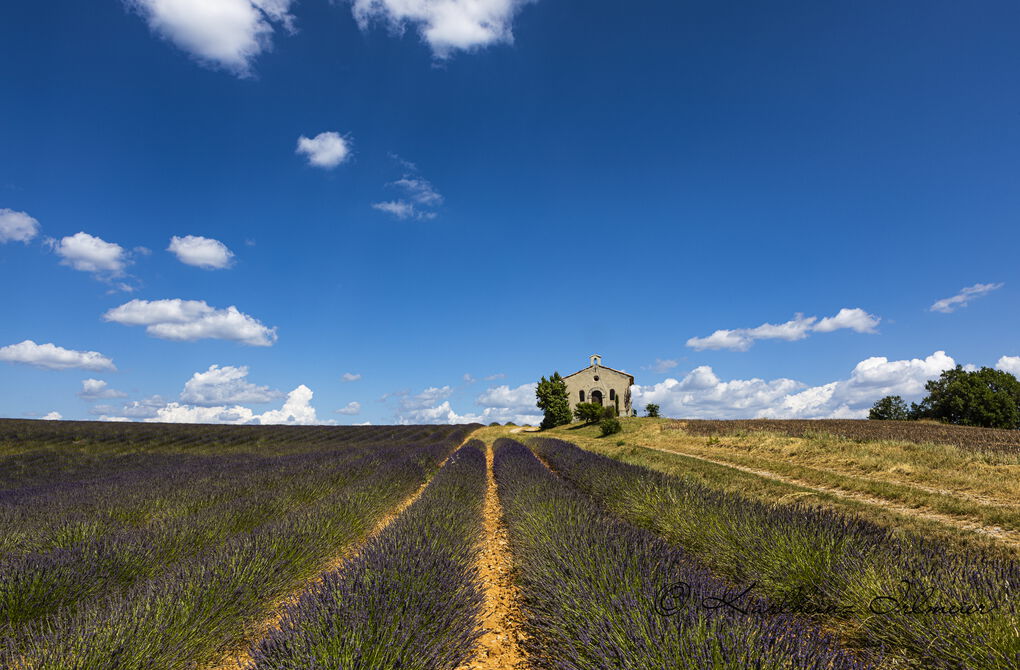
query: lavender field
0 421 475 669
1 419 1016 669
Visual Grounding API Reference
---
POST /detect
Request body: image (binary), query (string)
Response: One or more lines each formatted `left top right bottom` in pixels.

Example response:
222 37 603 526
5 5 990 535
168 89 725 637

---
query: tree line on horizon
535 365 1020 432
870 365 1020 429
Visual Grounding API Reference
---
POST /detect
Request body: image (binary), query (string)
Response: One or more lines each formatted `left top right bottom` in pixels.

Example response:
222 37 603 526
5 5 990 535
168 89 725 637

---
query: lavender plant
0 424 476 669
494 438 872 670
250 440 488 670
531 437 1020 669
0 444 423 629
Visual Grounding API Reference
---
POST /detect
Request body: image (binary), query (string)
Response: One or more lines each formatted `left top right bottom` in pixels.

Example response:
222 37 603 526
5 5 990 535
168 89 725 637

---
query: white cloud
147 384 326 425
341 372 362 382
480 408 543 425
476 382 535 410
351 0 533 58
179 364 281 405
104 299 277 346
634 367 802 419
78 379 128 400
389 152 418 171
296 132 351 169
372 172 443 220
41 411 63 421
813 308 881 334
392 177 443 206
633 351 957 420
257 385 322 424
394 385 472 424
400 385 454 410
463 373 476 383
930 283 1004 314
50 231 129 275
687 308 880 351
100 395 169 419
167 235 235 269
996 356 1020 377
483 373 505 381
335 401 361 415
371 201 411 218
371 200 437 221
393 381 542 426
147 403 256 424
126 0 295 76
765 351 956 419
0 340 116 371
0 209 40 243
471 382 541 424
397 400 480 425
643 358 679 373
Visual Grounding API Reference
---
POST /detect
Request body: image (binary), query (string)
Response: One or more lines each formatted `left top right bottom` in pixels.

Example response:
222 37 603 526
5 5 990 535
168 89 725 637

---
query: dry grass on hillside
538 418 1020 555
672 418 1020 455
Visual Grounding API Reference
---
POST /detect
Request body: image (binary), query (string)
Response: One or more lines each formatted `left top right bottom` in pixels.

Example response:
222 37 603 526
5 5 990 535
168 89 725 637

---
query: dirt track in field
639 444 1020 550
206 438 471 670
455 442 530 670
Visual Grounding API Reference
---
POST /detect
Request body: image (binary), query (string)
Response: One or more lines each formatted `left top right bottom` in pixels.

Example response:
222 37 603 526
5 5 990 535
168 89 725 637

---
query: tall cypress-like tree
536 372 572 429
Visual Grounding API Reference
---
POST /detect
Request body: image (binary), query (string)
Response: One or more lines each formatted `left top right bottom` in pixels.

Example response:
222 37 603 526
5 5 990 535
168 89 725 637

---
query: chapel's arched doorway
590 390 604 406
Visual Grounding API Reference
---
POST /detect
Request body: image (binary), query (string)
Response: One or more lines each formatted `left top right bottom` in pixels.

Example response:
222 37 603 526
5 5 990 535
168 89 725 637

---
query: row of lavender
2 445 417 630
249 440 488 669
1 424 476 669
0 419 446 490
493 438 871 669
531 437 1019 670
0 423 469 561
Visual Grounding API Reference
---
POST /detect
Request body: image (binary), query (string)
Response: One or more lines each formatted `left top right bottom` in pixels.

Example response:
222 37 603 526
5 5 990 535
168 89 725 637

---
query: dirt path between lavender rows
207 436 475 670
455 441 530 670
638 443 1020 550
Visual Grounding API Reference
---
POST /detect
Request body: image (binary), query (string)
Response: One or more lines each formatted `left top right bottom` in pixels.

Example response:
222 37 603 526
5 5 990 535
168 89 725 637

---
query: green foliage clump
573 402 604 424
536 373 572 430
913 366 1020 429
645 403 660 418
599 416 622 436
868 395 910 421
866 368 1020 429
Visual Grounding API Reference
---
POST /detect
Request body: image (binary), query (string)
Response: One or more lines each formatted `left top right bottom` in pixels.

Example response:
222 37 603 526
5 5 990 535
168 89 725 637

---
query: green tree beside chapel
573 402 604 424
536 372 572 429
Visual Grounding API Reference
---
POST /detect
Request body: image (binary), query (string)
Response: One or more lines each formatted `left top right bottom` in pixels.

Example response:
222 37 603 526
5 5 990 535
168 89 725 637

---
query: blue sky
1 0 1018 425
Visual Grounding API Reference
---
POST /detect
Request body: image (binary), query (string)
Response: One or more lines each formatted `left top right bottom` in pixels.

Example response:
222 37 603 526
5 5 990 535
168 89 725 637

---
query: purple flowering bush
494 438 872 670
251 440 487 669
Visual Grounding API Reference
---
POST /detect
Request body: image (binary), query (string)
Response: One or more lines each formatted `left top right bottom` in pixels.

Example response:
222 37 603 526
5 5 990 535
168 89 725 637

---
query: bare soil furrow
455 442 530 670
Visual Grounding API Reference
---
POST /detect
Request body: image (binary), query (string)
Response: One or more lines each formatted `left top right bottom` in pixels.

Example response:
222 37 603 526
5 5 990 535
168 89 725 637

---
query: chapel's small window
610 389 616 401
579 390 585 402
